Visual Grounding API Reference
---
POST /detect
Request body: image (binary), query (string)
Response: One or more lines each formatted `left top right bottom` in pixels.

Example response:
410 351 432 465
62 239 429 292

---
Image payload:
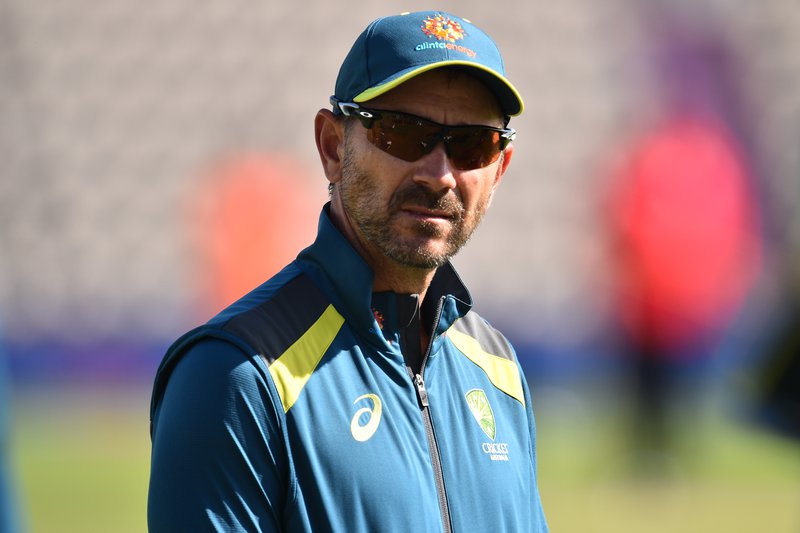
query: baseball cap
332 11 524 117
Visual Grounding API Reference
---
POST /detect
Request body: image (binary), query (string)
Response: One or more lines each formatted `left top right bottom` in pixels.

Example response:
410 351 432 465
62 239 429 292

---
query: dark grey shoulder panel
450 311 516 362
222 274 331 365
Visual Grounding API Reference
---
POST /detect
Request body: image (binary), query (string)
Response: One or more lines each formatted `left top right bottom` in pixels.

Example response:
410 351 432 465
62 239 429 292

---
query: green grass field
8 383 800 532
9 386 152 533
536 388 800 533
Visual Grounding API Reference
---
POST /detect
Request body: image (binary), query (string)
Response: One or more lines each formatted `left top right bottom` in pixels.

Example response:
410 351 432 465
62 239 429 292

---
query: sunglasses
333 101 515 171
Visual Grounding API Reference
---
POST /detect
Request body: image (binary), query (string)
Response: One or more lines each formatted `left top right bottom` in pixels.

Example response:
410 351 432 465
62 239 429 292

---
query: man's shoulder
150 265 336 421
448 310 516 363
213 267 336 365
446 310 528 407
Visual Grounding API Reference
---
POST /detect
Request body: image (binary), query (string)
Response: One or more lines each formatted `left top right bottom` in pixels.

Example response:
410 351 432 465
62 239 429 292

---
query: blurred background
1 0 799 531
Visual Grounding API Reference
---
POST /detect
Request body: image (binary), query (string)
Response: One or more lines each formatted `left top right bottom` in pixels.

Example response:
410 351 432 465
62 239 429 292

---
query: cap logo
421 14 465 43
414 14 476 58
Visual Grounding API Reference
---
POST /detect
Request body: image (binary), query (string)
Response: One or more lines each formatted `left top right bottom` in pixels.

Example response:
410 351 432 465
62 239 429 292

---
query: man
149 10 548 532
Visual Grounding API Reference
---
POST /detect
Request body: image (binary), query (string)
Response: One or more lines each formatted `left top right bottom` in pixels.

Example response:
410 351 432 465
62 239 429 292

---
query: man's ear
493 142 514 190
315 109 346 185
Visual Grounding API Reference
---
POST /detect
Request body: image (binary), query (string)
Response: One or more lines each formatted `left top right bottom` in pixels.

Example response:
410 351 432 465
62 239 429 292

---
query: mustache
390 185 465 218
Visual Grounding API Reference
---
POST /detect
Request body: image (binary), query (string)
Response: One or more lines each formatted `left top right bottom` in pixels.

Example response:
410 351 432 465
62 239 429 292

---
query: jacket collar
296 203 473 337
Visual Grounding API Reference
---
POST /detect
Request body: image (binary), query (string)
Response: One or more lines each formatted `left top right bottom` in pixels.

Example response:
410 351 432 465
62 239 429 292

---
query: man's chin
384 239 453 270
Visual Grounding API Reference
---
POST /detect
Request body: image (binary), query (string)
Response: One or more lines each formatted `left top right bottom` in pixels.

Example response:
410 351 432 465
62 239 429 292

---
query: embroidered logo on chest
466 388 510 461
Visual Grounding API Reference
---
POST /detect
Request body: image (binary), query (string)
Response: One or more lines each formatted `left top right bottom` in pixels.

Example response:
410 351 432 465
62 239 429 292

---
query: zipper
410 296 452 533
412 372 452 533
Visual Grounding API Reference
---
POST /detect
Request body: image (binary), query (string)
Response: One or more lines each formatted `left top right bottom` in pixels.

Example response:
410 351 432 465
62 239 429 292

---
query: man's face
336 69 512 269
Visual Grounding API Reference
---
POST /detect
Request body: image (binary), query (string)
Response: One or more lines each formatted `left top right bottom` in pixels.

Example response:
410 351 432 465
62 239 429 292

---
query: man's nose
412 143 457 192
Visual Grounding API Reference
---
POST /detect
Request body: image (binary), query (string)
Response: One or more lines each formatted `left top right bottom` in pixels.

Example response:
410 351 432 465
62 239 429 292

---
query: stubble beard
339 140 490 270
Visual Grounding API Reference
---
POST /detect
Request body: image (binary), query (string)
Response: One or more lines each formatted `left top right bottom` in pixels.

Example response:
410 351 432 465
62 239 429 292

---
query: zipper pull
414 373 429 407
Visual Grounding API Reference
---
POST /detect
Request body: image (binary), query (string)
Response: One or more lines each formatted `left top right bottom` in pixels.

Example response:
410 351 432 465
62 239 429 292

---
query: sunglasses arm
330 97 362 116
329 98 379 129
501 128 517 146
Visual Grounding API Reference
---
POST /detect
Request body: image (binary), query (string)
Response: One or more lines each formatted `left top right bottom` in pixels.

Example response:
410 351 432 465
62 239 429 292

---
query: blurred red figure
609 115 759 467
612 117 756 351
188 154 325 313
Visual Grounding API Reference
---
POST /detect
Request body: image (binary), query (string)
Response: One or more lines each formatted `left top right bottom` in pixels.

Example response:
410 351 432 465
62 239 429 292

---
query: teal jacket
148 204 548 532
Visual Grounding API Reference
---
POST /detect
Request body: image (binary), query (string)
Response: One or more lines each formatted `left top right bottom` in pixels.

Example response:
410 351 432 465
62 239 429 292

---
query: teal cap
332 11 524 117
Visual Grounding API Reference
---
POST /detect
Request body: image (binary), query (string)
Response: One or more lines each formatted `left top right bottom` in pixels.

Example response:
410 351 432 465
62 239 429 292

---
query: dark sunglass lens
447 129 502 170
358 108 506 169
367 112 440 162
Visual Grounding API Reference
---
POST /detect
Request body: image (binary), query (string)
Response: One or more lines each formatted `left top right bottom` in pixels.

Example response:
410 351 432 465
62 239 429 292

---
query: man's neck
369 254 436 303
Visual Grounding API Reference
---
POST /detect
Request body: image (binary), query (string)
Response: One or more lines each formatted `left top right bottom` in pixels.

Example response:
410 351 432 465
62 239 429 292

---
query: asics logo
350 393 382 442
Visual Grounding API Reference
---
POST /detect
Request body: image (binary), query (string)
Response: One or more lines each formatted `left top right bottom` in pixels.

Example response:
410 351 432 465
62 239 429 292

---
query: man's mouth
401 205 455 220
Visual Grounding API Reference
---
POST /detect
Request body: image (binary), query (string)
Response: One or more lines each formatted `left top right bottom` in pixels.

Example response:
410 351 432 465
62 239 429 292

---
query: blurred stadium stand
0 0 798 386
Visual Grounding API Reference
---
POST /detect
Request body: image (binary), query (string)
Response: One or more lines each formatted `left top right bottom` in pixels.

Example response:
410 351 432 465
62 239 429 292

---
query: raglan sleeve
147 337 288 532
